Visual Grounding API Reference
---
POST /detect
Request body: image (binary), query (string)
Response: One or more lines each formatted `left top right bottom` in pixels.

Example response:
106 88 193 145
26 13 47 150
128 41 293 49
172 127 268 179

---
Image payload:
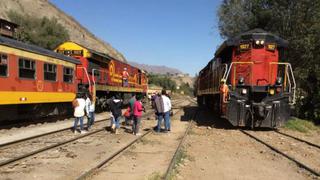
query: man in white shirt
161 90 172 132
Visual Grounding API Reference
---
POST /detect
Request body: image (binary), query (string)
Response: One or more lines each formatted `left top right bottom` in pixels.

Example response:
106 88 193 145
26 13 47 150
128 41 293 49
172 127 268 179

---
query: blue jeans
74 116 84 131
157 113 164 132
87 112 95 128
114 116 121 129
164 111 170 131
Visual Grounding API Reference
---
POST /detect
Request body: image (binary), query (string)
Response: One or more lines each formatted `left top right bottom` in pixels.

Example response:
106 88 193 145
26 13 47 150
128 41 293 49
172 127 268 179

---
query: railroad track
164 102 198 180
0 99 188 169
75 99 197 180
240 129 320 177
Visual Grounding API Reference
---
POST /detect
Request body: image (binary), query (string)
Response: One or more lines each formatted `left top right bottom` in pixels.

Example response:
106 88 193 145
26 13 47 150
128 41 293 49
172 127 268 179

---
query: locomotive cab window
44 63 57 81
63 67 74 83
0 53 8 77
19 58 36 79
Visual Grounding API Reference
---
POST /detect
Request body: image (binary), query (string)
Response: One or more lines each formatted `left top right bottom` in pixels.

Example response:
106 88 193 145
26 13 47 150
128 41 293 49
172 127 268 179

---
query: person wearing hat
122 67 129 87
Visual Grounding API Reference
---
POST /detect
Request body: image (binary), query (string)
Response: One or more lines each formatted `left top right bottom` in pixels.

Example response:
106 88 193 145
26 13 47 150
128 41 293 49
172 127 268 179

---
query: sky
50 0 223 76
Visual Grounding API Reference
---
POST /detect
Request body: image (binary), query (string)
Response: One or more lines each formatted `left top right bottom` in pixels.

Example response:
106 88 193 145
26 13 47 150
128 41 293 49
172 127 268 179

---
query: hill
129 61 183 75
0 0 126 62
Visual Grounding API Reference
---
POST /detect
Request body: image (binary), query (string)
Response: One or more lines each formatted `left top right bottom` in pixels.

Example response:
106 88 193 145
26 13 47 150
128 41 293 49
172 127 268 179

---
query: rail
240 130 320 177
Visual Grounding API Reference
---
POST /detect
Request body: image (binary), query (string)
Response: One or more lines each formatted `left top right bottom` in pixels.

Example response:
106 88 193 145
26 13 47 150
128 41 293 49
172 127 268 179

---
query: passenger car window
19 58 36 79
44 63 57 81
0 53 8 77
63 67 73 83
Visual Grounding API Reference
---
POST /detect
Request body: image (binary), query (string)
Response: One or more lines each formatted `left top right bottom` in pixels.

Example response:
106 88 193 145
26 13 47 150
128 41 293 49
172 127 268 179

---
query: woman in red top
132 95 144 136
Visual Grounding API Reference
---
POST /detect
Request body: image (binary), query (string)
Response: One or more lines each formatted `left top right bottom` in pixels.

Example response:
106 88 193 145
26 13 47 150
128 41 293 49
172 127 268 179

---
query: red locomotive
0 19 148 122
196 29 296 128
55 41 148 110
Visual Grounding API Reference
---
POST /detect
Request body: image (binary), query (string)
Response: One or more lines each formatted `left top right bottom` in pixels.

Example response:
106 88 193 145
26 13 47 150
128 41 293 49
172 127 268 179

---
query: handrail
269 62 296 104
223 61 254 84
222 61 296 105
76 66 91 90
222 63 228 79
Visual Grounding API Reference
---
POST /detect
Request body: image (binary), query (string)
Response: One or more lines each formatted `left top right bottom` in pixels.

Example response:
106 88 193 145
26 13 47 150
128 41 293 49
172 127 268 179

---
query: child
85 93 95 130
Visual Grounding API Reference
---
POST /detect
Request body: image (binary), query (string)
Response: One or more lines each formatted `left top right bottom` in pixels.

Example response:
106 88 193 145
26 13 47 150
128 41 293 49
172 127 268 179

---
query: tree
7 11 70 50
148 74 177 92
218 0 320 123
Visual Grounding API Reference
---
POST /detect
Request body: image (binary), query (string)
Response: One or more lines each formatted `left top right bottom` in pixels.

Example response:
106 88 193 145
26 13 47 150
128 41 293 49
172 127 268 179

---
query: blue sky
50 0 223 76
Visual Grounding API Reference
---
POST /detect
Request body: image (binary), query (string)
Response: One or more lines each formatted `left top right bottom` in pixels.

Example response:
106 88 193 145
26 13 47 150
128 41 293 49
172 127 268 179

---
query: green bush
7 10 69 50
148 74 177 91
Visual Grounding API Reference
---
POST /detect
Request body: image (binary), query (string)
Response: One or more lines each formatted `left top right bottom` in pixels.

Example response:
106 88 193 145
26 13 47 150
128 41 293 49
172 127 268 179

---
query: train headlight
255 40 260 45
269 89 275 95
241 88 247 95
260 40 265 45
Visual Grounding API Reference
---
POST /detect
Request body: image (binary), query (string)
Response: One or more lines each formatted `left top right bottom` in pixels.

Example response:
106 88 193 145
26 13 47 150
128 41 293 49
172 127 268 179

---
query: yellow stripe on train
0 91 76 105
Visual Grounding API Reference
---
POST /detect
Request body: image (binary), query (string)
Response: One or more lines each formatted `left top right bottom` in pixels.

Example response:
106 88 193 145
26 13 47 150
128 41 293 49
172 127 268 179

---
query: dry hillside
0 0 126 62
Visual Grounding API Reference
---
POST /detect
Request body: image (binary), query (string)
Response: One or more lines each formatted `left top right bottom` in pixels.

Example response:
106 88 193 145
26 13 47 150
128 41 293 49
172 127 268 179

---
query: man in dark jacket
109 94 122 134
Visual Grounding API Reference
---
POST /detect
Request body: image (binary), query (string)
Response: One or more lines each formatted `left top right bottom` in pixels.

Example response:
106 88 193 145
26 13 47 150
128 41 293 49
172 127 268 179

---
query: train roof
215 29 288 56
55 41 148 73
0 35 80 64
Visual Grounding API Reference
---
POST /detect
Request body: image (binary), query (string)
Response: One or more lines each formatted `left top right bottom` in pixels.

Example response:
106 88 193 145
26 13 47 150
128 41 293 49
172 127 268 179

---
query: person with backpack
73 93 86 134
153 92 164 132
109 94 123 134
85 93 95 130
126 95 136 125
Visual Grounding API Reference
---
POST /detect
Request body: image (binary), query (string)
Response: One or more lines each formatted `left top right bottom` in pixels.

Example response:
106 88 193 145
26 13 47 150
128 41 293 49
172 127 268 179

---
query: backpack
72 99 79 108
123 107 131 117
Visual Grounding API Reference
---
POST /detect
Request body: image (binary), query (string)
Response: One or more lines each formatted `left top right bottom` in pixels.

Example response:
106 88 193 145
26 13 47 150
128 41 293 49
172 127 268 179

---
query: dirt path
90 105 193 180
176 109 315 180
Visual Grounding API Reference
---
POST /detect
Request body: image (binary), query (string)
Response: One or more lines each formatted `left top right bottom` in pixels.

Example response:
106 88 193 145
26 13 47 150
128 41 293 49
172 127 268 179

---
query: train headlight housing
269 89 275 95
241 88 247 95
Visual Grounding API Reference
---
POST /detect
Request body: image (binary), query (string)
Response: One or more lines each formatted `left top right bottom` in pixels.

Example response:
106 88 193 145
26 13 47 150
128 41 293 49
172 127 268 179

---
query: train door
138 70 142 85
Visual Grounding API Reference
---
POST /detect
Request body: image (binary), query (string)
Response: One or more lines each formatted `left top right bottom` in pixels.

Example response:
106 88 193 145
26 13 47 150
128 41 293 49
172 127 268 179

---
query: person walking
73 93 86 134
85 93 95 130
162 90 172 132
154 92 165 132
132 94 144 136
109 94 122 134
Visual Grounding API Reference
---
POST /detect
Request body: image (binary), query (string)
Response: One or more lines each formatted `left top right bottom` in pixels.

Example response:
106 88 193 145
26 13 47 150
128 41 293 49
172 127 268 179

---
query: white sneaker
74 130 78 134
80 130 87 134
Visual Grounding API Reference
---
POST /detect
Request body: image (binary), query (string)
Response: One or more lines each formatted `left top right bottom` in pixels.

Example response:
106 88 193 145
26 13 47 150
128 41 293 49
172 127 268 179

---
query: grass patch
148 171 163 180
167 147 189 180
284 117 319 133
140 138 161 146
